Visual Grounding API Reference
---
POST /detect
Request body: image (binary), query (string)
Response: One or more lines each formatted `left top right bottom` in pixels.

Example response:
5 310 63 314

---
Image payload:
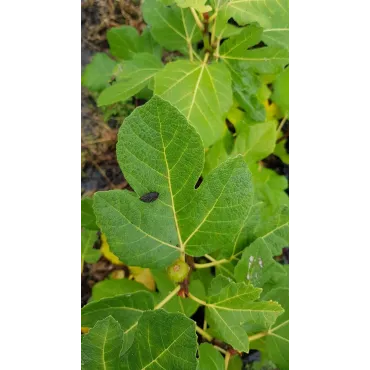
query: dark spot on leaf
195 177 203 189
140 191 159 203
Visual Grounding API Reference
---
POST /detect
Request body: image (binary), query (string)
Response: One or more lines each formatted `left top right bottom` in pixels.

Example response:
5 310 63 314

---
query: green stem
154 285 181 309
203 31 210 52
196 325 213 341
214 345 227 355
188 292 208 306
194 258 229 269
277 114 288 135
248 331 269 342
190 8 204 31
248 322 289 343
208 12 217 23
225 351 231 369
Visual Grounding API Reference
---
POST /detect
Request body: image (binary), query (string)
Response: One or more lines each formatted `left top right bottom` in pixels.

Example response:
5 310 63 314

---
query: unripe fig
167 259 190 283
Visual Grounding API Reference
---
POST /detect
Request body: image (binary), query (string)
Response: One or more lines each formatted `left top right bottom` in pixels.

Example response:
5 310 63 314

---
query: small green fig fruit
167 259 190 283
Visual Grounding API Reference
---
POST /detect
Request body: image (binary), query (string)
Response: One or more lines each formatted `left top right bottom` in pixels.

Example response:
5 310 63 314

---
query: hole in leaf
225 119 236 134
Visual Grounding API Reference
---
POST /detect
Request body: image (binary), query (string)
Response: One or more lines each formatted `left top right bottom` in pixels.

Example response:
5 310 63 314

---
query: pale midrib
140 326 191 370
210 308 246 348
231 201 259 256
102 329 108 370
160 65 202 95
211 290 257 306
157 103 184 251
180 8 192 52
99 196 179 250
270 319 289 333
108 72 157 99
208 302 281 314
124 322 138 334
154 9 187 40
221 55 287 61
204 65 221 112
263 28 289 32
183 169 231 246
187 62 206 120
269 332 289 343
259 221 288 240
221 33 256 57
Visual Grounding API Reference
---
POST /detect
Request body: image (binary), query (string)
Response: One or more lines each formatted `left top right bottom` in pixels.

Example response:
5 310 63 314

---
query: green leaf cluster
81 1 289 367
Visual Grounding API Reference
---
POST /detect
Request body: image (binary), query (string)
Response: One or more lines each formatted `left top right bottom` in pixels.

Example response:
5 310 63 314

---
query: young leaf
152 270 206 317
206 280 283 352
154 59 233 147
93 96 254 268
81 316 123 370
143 0 202 55
81 292 154 354
91 278 152 301
224 0 289 49
175 0 212 12
107 26 161 60
81 229 100 271
98 53 162 106
232 121 277 164
81 53 117 92
121 309 198 370
198 343 225 370
81 198 98 230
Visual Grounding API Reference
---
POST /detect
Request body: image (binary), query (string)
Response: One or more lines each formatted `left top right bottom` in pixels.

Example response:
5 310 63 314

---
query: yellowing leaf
100 234 124 265
111 270 125 279
264 101 278 120
81 327 90 334
130 267 156 291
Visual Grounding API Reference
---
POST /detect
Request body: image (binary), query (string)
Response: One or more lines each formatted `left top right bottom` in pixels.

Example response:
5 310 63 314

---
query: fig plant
81 0 289 369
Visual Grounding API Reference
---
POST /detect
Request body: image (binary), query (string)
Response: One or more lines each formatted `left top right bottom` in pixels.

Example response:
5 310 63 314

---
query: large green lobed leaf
93 96 254 268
